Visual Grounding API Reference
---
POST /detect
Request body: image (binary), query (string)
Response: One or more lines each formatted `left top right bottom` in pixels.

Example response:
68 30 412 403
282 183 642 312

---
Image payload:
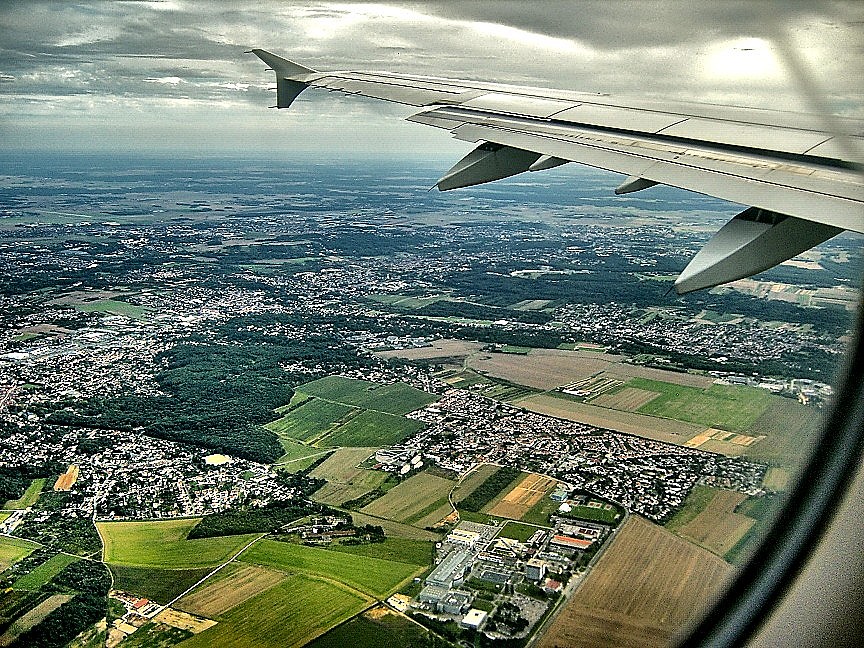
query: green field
630 378 774 431
725 494 785 565
274 439 331 468
500 345 532 355
180 574 370 648
665 486 715 532
0 536 40 572
296 376 438 415
75 299 146 318
240 539 422 599
561 503 622 524
309 448 389 506
98 518 259 568
497 521 545 542
521 495 561 526
306 606 439 648
12 553 80 591
360 472 455 526
326 538 434 566
266 398 356 442
4 478 46 509
109 565 214 602
320 410 424 447
742 399 822 471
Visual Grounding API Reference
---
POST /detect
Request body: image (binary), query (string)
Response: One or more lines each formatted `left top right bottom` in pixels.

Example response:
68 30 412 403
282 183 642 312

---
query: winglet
251 49 317 109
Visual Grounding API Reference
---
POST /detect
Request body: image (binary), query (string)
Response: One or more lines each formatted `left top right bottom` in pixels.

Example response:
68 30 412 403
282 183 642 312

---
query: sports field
176 563 286 618
179 574 371 648
538 516 732 648
631 378 774 432
665 487 755 556
12 553 79 591
3 478 46 509
487 473 558 520
97 518 259 568
0 536 39 572
239 539 422 598
309 448 389 506
497 521 547 542
360 472 454 526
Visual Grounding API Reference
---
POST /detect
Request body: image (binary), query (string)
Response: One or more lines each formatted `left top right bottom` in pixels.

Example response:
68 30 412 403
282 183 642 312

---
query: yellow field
684 428 763 456
538 516 732 648
517 393 703 445
360 472 454 525
673 489 756 556
488 473 558 520
153 608 217 634
176 563 285 618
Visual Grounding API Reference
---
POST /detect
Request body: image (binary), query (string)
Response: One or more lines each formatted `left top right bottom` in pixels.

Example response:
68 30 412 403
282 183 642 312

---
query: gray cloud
0 1 861 154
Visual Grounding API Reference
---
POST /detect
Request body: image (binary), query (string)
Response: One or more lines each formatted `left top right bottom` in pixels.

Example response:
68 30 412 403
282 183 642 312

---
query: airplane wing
250 49 863 294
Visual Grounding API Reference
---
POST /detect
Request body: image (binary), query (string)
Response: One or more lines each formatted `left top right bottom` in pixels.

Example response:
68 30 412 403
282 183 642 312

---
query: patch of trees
17 514 101 555
188 499 325 539
0 464 61 502
10 592 106 648
458 467 521 513
50 560 111 597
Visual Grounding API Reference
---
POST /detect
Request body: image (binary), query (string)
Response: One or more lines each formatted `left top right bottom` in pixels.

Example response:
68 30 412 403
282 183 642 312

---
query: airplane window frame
683 286 864 646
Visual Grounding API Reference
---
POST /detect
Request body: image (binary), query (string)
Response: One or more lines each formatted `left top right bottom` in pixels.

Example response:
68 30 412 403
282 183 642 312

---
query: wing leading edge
250 49 863 294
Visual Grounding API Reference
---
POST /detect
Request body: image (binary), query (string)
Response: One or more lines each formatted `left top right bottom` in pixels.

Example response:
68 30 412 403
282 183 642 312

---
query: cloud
0 0 861 154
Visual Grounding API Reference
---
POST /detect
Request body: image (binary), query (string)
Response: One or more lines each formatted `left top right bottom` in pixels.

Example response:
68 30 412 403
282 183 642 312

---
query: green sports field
179 573 370 648
629 378 774 431
239 539 422 599
97 518 259 568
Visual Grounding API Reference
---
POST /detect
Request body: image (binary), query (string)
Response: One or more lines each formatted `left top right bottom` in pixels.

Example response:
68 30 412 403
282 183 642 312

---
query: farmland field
326 537 434 566
347 512 442 542
517 393 703 445
319 409 423 447
467 348 713 390
451 464 501 506
176 563 285 618
240 539 422 598
3 478 46 509
0 536 39 572
591 386 660 411
632 378 774 432
98 518 259 568
665 487 755 556
296 376 438 415
538 516 732 648
374 338 484 361
179 574 371 648
360 472 455 525
273 439 331 471
12 552 79 590
109 565 214 603
742 399 822 471
265 398 356 443
0 593 73 646
75 299 146 318
306 605 440 648
309 448 389 506
487 473 558 520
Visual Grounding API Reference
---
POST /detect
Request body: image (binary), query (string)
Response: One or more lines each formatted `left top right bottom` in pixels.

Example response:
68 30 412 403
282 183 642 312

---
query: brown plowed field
488 473 558 520
591 387 660 411
675 489 755 556
176 563 285 618
538 516 732 648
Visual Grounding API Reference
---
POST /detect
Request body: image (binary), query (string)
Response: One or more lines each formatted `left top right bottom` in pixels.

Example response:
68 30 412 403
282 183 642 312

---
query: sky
0 0 862 157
